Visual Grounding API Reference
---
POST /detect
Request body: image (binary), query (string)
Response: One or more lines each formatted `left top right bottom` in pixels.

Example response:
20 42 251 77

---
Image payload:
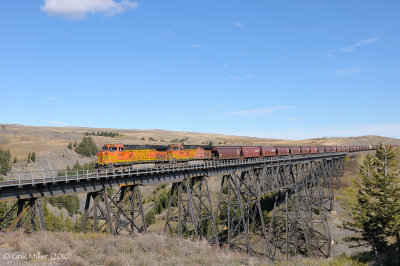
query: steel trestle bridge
0 152 346 260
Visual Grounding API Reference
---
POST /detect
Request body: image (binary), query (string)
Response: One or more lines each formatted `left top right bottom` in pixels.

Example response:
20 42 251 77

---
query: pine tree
31 152 36 162
67 142 73 150
13 156 17 164
27 152 31 163
75 137 98 157
0 148 11 175
344 144 400 262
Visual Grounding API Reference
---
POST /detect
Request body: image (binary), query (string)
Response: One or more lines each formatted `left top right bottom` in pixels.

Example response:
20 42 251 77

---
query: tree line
83 131 123 138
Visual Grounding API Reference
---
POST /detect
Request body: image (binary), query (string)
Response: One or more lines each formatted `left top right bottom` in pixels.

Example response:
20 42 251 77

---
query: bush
145 210 156 226
0 148 11 175
42 203 78 231
47 195 80 216
76 137 98 157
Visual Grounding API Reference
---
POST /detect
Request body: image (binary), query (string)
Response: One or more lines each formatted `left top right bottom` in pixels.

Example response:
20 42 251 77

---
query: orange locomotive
98 143 392 168
97 144 212 167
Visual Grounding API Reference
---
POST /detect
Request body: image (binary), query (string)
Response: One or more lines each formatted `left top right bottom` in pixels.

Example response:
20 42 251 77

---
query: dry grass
0 231 365 266
0 231 262 265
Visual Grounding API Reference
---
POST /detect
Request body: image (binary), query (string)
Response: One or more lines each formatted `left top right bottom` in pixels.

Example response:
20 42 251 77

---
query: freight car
97 143 380 168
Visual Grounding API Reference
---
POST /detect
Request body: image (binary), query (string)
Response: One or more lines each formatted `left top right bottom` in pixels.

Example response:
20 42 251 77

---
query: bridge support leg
264 162 332 259
215 171 267 256
81 185 146 234
111 185 147 234
164 176 217 242
81 191 110 233
0 198 45 232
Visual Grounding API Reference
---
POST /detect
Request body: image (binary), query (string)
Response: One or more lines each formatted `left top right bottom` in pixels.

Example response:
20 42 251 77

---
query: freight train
97 143 390 168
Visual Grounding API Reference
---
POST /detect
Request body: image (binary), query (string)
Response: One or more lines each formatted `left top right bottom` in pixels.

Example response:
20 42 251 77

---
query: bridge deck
0 153 347 201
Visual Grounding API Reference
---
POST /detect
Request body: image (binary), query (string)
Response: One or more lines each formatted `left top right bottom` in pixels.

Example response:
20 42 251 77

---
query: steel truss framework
0 197 45 232
81 185 146 234
214 157 344 259
0 156 345 261
164 176 218 242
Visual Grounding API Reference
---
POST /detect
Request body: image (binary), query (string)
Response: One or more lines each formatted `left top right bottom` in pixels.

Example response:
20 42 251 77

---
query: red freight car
241 146 261 158
261 146 277 157
277 146 290 156
300 146 311 154
318 146 325 153
211 146 241 159
289 146 301 155
310 146 318 154
331 146 337 152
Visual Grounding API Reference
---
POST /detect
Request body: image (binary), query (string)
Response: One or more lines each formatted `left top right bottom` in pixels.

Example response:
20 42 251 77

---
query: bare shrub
104 256 124 266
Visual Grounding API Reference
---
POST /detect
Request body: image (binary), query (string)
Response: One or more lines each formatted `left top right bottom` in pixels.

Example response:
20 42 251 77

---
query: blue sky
0 0 399 140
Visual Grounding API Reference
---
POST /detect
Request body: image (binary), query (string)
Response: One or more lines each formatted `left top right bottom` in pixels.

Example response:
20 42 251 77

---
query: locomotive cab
97 144 125 165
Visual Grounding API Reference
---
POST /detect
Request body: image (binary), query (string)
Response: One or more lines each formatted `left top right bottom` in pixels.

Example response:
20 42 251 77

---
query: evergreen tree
0 148 11 175
13 156 17 164
145 210 156 225
344 144 400 262
27 152 31 163
48 195 80 216
31 152 36 162
75 137 98 157
67 142 73 150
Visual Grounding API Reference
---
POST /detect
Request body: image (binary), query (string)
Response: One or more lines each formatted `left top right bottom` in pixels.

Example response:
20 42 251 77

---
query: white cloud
222 108 273 116
191 44 200 48
339 37 378 52
44 97 60 101
41 0 138 20
244 74 254 79
288 117 299 121
47 121 70 126
332 66 362 75
221 106 298 117
228 75 242 80
233 22 243 27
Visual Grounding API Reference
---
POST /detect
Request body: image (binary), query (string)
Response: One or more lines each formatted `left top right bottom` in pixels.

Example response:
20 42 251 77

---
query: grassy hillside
0 231 365 266
0 123 399 174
